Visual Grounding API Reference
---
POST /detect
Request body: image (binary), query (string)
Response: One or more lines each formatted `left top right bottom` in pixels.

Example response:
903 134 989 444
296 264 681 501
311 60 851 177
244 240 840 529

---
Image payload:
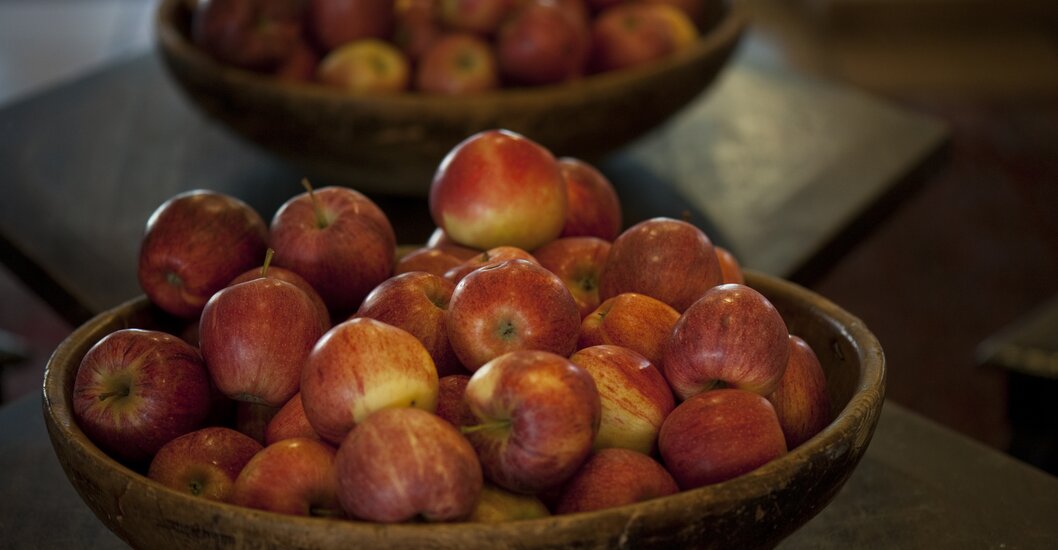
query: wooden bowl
154 0 746 196
43 271 885 549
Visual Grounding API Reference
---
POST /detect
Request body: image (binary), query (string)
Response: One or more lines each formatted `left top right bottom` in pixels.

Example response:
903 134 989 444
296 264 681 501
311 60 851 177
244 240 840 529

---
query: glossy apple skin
355 271 466 377
335 407 482 522
270 186 396 317
767 335 832 449
430 129 567 251
715 245 745 284
300 317 439 445
199 278 329 407
554 448 678 514
72 329 212 464
147 426 263 502
228 264 330 330
446 259 581 371
443 245 538 284
496 0 590 86
664 283 790 400
394 247 464 278
462 350 601 494
569 345 674 454
435 374 475 428
231 438 343 517
468 483 551 522
533 237 611 319
659 388 787 490
416 33 500 94
589 3 698 73
138 190 268 319
317 39 412 93
191 0 304 71
557 158 622 241
265 393 321 445
578 292 680 367
309 0 395 52
599 217 722 313
426 227 482 261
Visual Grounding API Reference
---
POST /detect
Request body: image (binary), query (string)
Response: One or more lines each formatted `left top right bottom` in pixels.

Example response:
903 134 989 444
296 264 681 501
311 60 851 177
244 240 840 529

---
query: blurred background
2 0 1057 472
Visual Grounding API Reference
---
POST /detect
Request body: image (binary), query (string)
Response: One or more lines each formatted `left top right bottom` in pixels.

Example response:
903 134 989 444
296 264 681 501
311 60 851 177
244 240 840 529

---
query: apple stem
261 248 275 277
97 389 129 401
460 419 511 434
302 178 328 229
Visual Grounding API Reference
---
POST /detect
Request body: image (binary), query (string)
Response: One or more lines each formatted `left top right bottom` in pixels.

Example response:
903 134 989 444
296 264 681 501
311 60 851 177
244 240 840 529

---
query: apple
231 437 343 517
663 283 790 400
199 277 329 407
767 335 832 449
393 0 443 62
589 3 699 73
569 345 674 454
598 217 722 312
394 247 465 278
300 317 439 445
355 271 466 377
72 329 212 464
434 374 475 427
416 33 500 94
265 392 322 444
446 259 580 371
468 483 551 522
426 227 482 260
335 407 483 522
578 292 680 368
659 388 787 489
270 182 396 317
227 249 330 330
138 190 268 319
317 39 412 93
308 0 395 52
461 350 601 494
438 0 513 34
274 37 320 82
495 0 591 86
234 401 281 444
532 237 611 318
191 0 305 71
147 426 263 502
442 245 538 284
554 448 678 514
429 129 567 251
557 157 622 241
641 0 714 29
715 245 744 284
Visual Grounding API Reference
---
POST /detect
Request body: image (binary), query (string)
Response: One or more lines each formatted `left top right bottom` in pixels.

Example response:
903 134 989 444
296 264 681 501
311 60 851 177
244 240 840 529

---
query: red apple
462 350 601 494
442 245 538 284
270 183 396 317
356 271 466 377
715 245 744 284
300 317 439 445
147 426 263 502
265 392 321 444
426 227 482 260
227 250 330 330
138 190 268 319
394 247 465 278
468 483 551 522
435 374 474 427
191 0 305 71
308 0 395 52
438 0 513 34
446 259 580 371
578 292 680 367
199 277 329 406
557 157 622 241
642 0 713 29
767 335 832 449
335 407 482 522
659 388 787 489
496 0 591 85
393 0 443 62
569 345 674 454
72 329 212 464
598 217 722 312
664 283 790 400
234 401 281 444
317 39 412 93
429 129 567 251
554 448 678 514
532 236 611 318
274 37 320 82
589 3 699 73
416 33 500 94
231 437 343 517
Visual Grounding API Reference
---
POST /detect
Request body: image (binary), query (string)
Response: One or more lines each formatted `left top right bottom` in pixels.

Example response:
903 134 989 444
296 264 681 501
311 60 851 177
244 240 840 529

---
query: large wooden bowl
154 0 746 196
43 271 884 549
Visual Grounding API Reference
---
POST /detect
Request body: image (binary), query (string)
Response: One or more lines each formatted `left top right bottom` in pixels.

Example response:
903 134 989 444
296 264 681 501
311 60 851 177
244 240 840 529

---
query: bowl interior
42 271 884 549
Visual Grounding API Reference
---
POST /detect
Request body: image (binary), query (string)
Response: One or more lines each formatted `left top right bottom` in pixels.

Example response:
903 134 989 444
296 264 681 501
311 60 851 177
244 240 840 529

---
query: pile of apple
72 128 832 523
190 0 717 94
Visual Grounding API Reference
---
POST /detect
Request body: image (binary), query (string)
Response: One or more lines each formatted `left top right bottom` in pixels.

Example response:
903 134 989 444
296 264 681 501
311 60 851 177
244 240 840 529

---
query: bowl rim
41 270 885 543
153 0 749 109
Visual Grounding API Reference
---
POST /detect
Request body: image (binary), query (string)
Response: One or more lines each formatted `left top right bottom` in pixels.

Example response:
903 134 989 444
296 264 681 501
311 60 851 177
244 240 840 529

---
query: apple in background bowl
495 0 591 86
309 0 396 52
317 39 412 93
416 33 500 95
